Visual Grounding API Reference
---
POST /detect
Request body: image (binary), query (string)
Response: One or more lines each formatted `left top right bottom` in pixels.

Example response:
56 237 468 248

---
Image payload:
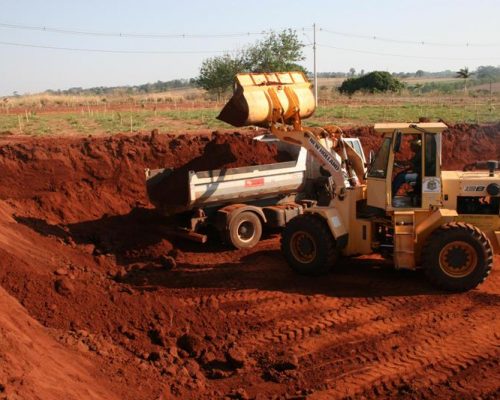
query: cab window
425 133 437 176
368 137 392 178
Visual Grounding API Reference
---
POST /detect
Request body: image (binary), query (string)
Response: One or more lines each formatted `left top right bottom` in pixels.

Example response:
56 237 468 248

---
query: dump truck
146 134 367 248
217 71 499 291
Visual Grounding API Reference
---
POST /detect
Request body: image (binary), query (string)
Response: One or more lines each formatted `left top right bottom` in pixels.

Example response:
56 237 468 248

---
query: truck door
367 135 393 210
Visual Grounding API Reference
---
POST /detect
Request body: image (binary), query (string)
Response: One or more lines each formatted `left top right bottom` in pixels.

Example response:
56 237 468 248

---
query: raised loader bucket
217 72 316 128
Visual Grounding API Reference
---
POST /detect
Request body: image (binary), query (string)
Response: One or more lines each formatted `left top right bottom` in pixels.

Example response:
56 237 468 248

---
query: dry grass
1 78 498 136
1 87 207 110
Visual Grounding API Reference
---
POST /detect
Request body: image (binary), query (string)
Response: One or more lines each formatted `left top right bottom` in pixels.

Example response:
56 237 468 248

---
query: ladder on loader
394 211 415 269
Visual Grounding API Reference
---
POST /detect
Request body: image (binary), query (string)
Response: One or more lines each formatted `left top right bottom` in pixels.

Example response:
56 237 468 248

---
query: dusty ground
0 124 499 400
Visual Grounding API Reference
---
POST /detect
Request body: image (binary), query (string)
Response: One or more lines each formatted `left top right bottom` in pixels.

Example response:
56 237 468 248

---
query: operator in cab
392 138 422 196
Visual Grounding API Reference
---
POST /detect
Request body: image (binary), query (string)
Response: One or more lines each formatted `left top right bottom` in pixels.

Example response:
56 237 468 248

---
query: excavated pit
0 123 499 400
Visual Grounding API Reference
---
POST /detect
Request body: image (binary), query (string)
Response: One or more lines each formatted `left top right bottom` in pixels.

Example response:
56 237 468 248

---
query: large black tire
227 211 262 249
421 222 493 292
281 214 338 276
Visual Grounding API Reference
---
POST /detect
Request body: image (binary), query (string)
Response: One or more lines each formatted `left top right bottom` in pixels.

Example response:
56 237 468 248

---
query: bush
339 71 404 95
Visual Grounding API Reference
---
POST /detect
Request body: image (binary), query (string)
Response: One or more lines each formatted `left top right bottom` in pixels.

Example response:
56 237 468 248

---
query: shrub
339 71 404 95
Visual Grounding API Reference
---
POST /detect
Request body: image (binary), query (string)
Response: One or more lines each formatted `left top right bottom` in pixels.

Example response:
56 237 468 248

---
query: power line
317 43 500 61
0 40 227 54
0 22 311 39
2 39 496 61
319 28 500 48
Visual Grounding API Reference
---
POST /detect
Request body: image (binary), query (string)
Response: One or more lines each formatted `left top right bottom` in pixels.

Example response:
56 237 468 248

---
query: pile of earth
147 132 294 206
0 129 281 224
0 284 117 400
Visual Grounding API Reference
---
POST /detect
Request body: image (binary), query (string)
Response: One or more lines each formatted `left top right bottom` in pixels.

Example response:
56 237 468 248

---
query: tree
196 30 306 98
476 65 500 81
349 67 356 77
339 71 404 95
196 54 245 100
415 69 425 78
456 67 473 94
243 29 305 73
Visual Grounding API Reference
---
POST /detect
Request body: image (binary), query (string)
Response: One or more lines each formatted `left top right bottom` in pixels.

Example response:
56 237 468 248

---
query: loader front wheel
422 222 493 292
281 214 338 276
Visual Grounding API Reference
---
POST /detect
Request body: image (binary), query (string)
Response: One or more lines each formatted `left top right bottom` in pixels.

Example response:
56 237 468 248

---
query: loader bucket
217 72 315 128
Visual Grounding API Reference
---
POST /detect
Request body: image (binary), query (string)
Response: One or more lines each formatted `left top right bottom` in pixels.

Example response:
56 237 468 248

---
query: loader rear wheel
281 214 338 276
227 211 262 249
422 222 493 292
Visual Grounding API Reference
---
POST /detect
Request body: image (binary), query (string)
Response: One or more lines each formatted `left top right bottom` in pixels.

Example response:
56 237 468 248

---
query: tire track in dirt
162 264 499 399
289 301 486 375
174 289 282 308
293 292 493 356
236 294 456 348
433 354 500 398
239 298 391 346
210 287 498 398
306 309 499 399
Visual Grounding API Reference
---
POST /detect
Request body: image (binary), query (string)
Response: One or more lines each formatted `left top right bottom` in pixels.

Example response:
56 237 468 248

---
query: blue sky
1 0 499 95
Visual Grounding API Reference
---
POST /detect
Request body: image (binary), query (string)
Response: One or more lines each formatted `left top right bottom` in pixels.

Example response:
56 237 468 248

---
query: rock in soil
226 347 247 369
177 333 205 358
54 278 75 296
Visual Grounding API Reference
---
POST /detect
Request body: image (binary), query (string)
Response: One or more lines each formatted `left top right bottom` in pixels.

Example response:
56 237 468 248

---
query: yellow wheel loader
218 72 499 291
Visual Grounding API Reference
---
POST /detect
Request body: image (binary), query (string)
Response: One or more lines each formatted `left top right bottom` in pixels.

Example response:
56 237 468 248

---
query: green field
0 96 498 136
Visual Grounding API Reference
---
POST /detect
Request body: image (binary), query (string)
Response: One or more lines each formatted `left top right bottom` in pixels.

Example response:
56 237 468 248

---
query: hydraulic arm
217 71 361 198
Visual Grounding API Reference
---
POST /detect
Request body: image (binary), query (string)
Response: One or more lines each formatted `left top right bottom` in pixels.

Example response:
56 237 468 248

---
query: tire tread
280 214 338 276
422 222 493 291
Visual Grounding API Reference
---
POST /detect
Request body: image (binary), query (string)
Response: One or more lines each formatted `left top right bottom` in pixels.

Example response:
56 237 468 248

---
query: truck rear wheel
422 222 493 292
227 211 262 249
281 214 338 276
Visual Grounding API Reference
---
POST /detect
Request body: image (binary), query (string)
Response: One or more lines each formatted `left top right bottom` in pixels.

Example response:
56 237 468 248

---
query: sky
1 0 499 95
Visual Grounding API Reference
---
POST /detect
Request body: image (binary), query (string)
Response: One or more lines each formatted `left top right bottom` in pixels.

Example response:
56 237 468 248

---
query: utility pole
313 23 318 107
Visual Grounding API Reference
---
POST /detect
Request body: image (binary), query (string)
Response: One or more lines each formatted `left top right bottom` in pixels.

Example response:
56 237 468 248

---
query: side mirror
393 131 402 153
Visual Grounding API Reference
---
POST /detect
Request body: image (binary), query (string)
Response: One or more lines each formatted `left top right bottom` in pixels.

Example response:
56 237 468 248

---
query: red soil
0 124 498 399
148 132 293 206
0 285 117 400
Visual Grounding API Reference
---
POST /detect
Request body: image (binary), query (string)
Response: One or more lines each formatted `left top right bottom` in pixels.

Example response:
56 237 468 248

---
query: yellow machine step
394 211 415 269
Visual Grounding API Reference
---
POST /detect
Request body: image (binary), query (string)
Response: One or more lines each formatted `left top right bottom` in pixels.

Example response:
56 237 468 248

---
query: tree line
44 79 195 96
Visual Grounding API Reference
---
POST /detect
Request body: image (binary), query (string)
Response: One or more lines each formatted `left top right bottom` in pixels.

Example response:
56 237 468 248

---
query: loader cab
366 123 447 211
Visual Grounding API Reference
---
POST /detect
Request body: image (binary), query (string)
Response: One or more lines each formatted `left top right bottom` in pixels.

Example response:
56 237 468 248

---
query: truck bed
146 139 307 215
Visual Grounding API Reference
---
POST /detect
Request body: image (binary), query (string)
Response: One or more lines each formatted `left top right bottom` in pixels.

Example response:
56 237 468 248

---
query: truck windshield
368 137 392 178
345 139 366 162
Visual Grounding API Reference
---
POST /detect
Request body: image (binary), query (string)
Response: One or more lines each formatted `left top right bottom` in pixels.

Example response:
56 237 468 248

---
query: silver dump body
146 135 308 215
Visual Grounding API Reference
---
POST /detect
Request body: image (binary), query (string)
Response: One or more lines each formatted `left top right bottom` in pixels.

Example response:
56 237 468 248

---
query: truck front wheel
281 214 338 276
227 211 262 249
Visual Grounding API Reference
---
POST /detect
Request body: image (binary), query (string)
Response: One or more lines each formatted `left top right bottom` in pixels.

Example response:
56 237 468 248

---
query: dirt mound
148 132 293 206
0 130 272 224
0 286 117 400
441 123 500 169
182 132 292 171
